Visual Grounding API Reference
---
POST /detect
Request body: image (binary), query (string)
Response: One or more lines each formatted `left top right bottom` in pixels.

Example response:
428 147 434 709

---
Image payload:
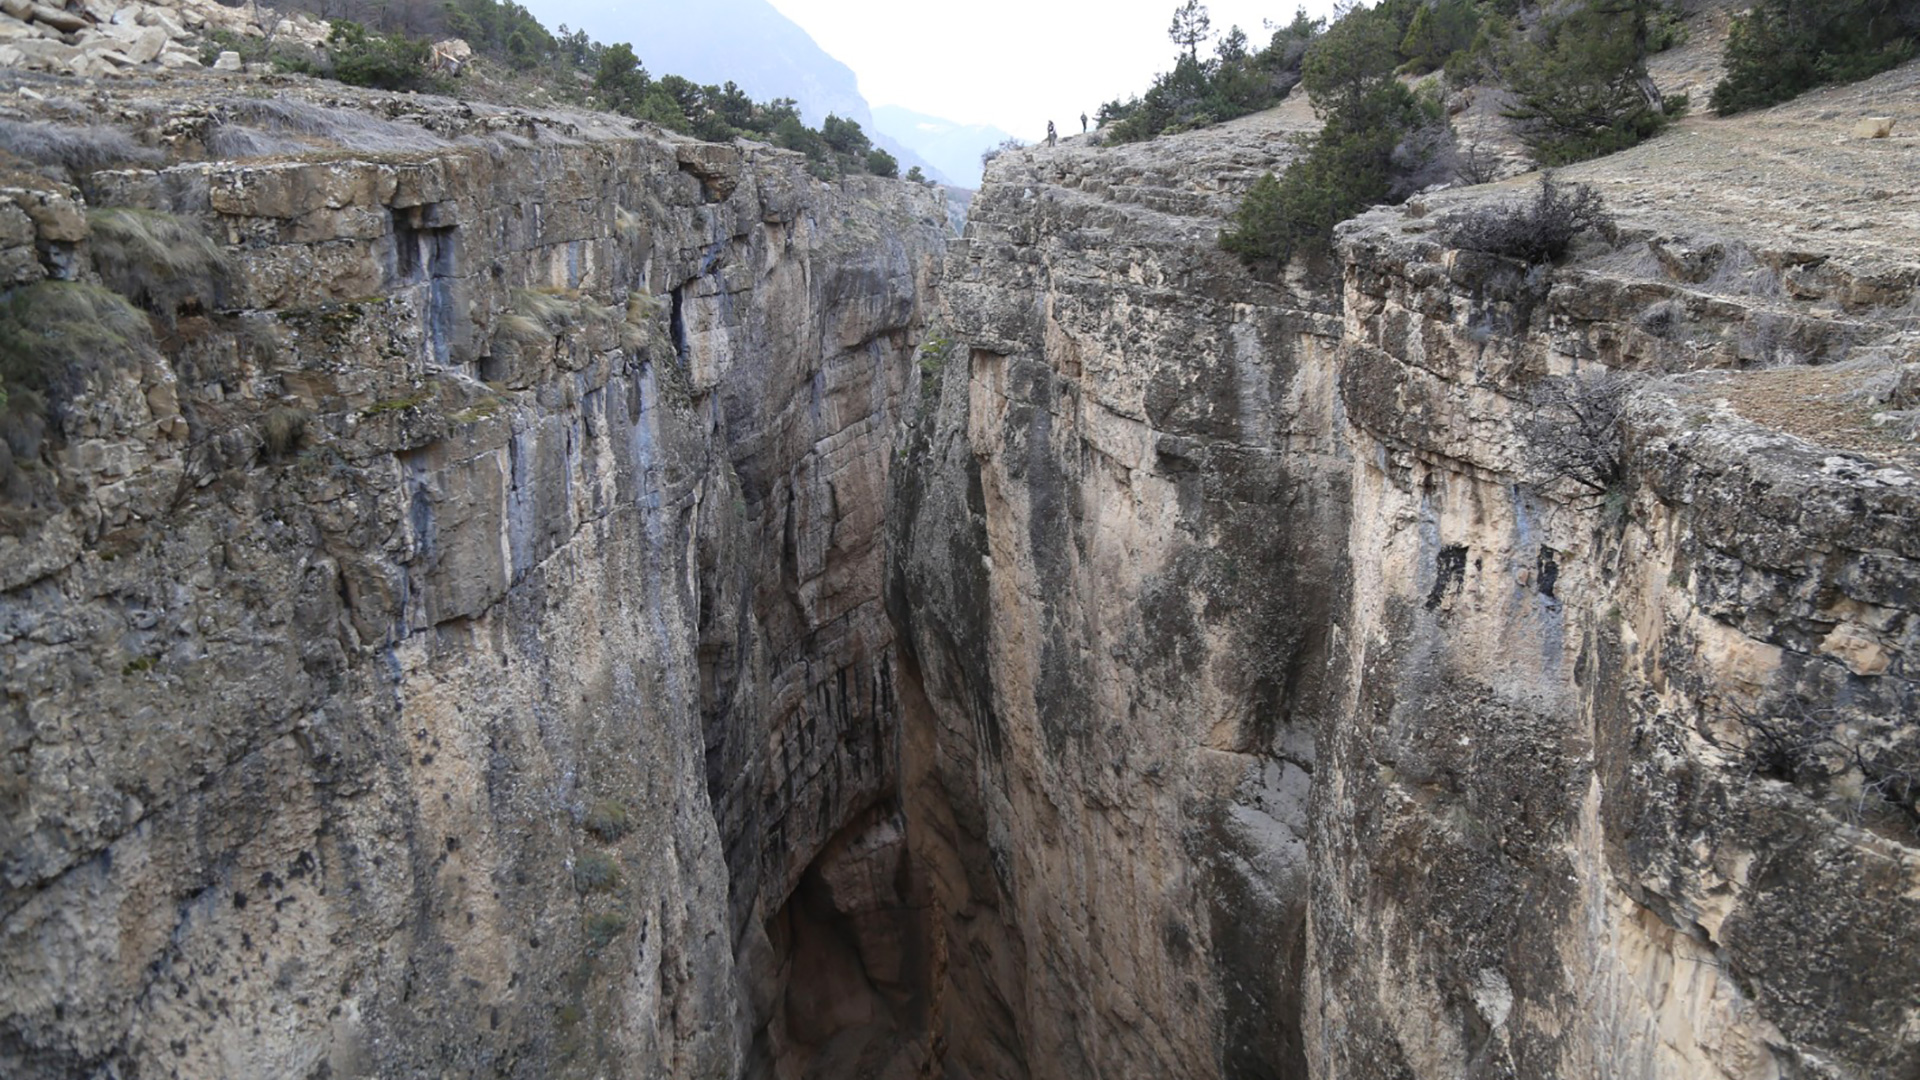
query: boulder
1853 116 1895 139
27 3 87 33
0 0 33 20
211 48 240 70
118 23 165 62
8 36 77 69
10 188 88 243
134 8 185 39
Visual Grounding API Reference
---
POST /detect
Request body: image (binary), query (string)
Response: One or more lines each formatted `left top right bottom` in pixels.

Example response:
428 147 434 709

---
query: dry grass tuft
0 118 162 177
0 282 153 499
87 207 230 319
261 405 313 460
208 97 448 157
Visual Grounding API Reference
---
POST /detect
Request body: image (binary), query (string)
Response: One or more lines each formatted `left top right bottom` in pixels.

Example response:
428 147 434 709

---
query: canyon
3 52 1918 1080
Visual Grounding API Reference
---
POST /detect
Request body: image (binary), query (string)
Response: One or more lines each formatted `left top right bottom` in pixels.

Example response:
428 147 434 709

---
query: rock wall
890 114 1346 1080
893 94 1919 1079
6 64 1918 1080
1313 196 1920 1080
1 94 947 1079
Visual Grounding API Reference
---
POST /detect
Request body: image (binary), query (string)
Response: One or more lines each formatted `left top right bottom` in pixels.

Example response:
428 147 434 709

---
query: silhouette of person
1080 112 1088 132
1047 121 1057 147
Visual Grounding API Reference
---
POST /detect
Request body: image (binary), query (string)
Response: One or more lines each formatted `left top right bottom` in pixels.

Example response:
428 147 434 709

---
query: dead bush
209 97 447 155
1447 174 1613 264
261 405 312 460
1514 368 1633 497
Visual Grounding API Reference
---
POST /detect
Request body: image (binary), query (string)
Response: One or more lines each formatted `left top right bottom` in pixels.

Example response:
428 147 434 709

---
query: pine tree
1503 0 1677 165
1168 1 1212 61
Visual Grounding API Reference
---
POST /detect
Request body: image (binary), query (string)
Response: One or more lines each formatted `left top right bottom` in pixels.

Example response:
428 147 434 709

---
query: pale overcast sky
766 1 1341 137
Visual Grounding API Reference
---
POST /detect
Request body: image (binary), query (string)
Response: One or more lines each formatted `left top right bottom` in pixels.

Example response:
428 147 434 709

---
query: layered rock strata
1 91 947 1079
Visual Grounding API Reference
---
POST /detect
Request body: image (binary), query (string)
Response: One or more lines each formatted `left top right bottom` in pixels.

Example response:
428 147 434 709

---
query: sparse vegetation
1514 369 1634 498
582 798 631 841
0 282 153 501
572 851 621 893
1219 4 1451 270
0 281 150 431
980 137 1028 167
0 118 161 179
583 911 629 949
1711 0 1919 116
1733 695 1920 835
360 388 436 417
1445 175 1613 264
87 208 230 320
207 96 449 158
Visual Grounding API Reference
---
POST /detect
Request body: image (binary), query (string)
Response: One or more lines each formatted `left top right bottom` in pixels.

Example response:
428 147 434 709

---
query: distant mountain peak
871 105 1016 189
526 0 949 182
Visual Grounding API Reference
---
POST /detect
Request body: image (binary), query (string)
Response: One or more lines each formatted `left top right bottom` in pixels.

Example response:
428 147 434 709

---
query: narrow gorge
4 54 1918 1080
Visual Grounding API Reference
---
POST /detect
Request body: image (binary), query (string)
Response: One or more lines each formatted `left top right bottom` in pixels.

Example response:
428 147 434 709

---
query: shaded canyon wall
0 104 947 1080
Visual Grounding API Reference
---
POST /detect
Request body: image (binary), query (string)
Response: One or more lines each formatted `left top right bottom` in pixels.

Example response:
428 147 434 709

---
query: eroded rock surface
895 64 1919 1080
0 88 947 1078
891 111 1343 1080
3 42 1918 1080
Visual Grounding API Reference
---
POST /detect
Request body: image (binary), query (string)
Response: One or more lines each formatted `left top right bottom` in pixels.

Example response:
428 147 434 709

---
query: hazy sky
766 1 1340 137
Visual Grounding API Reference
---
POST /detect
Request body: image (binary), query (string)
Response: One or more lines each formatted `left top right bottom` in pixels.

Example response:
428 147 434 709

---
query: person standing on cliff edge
1080 112 1088 132
1046 121 1057 147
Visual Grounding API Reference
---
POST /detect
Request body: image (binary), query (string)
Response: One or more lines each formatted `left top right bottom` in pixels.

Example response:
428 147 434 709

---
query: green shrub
1711 0 1918 116
582 798 630 841
821 114 870 157
1503 0 1680 165
87 208 229 320
443 0 557 70
866 148 899 178
583 911 628 949
573 851 620 893
325 20 430 91
1400 0 1482 75
1220 6 1450 270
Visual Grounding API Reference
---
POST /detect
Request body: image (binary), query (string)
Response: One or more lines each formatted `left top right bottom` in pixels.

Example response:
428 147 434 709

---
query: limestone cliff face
893 91 1919 1080
0 93 946 1079
890 114 1346 1080
1317 195 1919 1079
7 67 1918 1080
